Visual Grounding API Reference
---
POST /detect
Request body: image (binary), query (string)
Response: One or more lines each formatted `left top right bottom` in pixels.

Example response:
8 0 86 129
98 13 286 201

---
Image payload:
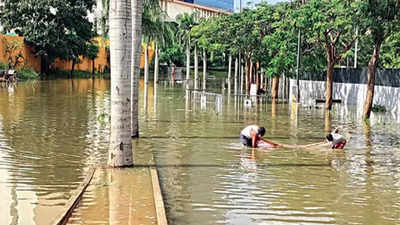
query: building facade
188 0 234 12
160 0 231 21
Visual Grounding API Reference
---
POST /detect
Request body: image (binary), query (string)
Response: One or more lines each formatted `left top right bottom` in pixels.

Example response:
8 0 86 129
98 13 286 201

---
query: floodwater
0 79 400 225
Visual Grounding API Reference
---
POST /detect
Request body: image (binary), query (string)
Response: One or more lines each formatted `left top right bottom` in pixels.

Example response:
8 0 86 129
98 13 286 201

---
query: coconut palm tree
141 5 175 86
131 0 161 138
130 0 143 138
176 13 197 83
108 0 133 167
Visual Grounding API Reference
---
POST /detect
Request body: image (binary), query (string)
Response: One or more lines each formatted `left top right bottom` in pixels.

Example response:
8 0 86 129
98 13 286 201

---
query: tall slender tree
294 0 362 110
108 0 133 167
362 0 400 119
130 0 143 138
176 13 197 83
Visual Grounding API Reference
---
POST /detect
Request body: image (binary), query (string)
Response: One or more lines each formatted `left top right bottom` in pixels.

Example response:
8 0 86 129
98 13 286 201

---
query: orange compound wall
0 34 154 73
52 37 110 73
0 34 41 72
140 42 155 69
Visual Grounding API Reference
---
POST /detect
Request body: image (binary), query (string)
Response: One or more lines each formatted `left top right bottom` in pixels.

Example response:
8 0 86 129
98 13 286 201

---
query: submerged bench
315 99 342 104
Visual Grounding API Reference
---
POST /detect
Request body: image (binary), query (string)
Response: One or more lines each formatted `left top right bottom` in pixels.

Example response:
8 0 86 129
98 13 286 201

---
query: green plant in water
17 67 39 80
0 62 7 70
97 113 110 125
371 104 387 112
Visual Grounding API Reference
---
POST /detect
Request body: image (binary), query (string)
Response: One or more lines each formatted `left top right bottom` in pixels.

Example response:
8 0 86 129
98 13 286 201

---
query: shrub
0 62 7 70
17 67 39 80
371 104 387 113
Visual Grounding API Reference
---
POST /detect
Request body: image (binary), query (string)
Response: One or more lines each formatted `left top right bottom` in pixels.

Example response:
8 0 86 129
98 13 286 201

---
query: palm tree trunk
144 43 149 84
256 62 260 91
260 67 264 89
186 41 190 82
131 0 143 138
234 57 238 95
194 45 199 89
202 49 207 90
240 60 244 94
363 42 381 119
154 42 159 85
228 54 232 94
108 0 133 167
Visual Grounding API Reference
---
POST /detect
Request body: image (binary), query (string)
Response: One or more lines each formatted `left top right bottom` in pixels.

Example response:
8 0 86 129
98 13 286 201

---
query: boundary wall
0 34 153 73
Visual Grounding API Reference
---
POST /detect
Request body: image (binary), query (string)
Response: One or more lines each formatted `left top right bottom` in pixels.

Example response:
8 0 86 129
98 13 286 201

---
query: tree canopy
0 0 96 73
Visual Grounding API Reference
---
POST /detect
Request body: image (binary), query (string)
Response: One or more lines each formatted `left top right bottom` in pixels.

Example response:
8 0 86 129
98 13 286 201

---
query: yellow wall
52 37 110 73
0 34 41 72
0 34 154 73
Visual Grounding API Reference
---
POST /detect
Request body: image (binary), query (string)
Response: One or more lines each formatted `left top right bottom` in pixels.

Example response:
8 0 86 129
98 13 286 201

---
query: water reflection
1 79 400 225
142 84 400 225
0 79 110 225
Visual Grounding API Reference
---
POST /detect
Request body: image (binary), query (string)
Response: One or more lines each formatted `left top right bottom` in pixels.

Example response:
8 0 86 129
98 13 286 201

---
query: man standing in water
240 125 281 148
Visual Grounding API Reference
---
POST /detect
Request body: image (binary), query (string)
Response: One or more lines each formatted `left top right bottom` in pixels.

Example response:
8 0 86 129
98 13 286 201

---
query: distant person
326 128 347 149
171 64 175 83
240 125 281 148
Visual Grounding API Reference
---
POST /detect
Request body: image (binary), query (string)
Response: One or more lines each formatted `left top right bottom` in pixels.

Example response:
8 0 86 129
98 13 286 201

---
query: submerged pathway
59 143 167 225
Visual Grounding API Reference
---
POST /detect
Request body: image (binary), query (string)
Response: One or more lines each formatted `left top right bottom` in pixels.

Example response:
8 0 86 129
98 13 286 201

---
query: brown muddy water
0 79 400 225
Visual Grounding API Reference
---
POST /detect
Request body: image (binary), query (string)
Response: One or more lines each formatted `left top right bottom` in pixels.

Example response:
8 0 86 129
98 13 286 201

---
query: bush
73 70 110 79
371 104 387 112
47 68 109 79
0 62 7 70
17 67 39 80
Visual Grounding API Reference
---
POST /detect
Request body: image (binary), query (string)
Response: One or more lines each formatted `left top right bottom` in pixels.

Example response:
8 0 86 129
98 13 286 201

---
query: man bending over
240 125 281 148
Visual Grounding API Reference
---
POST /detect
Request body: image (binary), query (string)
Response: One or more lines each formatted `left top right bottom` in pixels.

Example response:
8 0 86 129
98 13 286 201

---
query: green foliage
0 63 7 70
176 12 197 47
363 0 400 68
142 1 175 45
159 43 185 67
381 32 400 68
261 2 297 78
0 0 96 73
48 69 110 79
371 104 387 113
17 67 39 80
85 41 100 60
293 0 362 64
177 0 400 77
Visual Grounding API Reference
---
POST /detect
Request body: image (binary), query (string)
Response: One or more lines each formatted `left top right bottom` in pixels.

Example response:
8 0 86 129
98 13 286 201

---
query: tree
294 0 362 110
108 0 133 167
1 36 24 69
191 17 216 90
252 3 289 100
131 0 159 138
130 0 143 138
0 0 96 75
361 0 400 119
176 13 197 83
85 41 100 77
380 31 400 68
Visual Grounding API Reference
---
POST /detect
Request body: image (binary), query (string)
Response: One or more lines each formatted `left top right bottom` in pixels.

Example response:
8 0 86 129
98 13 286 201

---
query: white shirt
331 132 346 146
240 125 260 138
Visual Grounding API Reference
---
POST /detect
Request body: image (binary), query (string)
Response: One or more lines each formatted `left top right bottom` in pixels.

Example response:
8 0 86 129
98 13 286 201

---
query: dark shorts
240 134 252 147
